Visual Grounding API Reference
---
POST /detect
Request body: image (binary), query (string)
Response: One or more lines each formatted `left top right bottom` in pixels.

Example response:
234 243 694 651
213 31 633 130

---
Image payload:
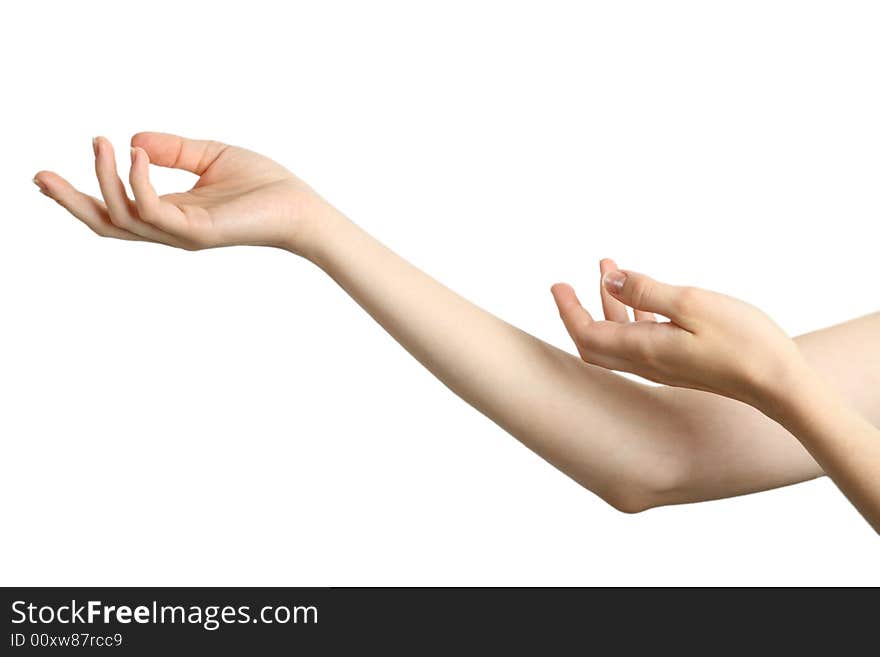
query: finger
602 269 697 330
93 137 152 235
578 319 682 371
33 170 145 241
575 320 650 371
551 283 594 349
131 132 227 175
93 137 183 245
573 340 634 372
599 258 630 322
634 310 657 322
129 146 192 238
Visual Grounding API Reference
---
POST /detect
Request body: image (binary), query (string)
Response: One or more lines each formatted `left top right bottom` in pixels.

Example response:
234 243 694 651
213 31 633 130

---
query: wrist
277 194 351 262
746 350 820 422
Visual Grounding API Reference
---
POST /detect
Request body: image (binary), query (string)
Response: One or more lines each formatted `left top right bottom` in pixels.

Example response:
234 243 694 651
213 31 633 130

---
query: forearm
302 208 677 508
761 365 880 532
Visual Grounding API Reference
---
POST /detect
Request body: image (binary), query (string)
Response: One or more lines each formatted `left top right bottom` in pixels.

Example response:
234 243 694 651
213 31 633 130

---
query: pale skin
33 133 880 522
553 270 880 531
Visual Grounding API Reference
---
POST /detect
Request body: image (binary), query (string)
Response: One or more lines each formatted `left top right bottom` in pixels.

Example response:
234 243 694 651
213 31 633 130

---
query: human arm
32 133 878 512
767 366 880 531
553 265 880 529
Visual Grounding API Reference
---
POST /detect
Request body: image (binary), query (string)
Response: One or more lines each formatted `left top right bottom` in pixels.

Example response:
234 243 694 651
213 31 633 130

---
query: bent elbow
602 490 655 515
595 456 691 515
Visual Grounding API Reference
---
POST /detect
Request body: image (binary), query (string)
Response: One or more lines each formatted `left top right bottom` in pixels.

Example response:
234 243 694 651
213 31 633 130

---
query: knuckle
107 206 133 228
135 202 158 225
674 286 703 315
629 279 653 309
621 330 649 362
632 334 654 362
573 320 594 346
196 140 227 171
581 325 620 360
639 339 663 370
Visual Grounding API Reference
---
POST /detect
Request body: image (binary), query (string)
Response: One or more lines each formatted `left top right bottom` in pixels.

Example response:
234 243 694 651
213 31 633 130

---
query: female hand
550 260 806 407
33 133 329 255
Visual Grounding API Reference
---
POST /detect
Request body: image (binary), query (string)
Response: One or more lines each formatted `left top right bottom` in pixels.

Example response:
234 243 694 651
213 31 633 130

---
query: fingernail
92 137 99 157
130 147 137 164
602 270 627 294
32 177 47 193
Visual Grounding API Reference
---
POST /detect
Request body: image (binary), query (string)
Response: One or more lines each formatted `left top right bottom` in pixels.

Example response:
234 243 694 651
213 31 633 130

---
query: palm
157 145 309 248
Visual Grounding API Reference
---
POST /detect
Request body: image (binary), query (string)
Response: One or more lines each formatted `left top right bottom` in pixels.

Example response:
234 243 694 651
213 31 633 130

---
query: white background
2 1 878 585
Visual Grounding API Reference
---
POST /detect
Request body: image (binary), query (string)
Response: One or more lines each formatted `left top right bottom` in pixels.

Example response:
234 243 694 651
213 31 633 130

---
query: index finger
599 258 630 322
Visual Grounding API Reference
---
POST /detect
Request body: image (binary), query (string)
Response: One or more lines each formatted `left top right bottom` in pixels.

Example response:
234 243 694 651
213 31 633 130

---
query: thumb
130 132 227 175
551 283 594 348
602 269 694 328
